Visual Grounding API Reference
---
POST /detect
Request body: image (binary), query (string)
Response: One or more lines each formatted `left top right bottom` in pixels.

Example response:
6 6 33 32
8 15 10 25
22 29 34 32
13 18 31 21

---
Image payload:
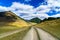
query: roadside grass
35 19 60 39
0 26 19 34
0 27 30 40
0 26 28 34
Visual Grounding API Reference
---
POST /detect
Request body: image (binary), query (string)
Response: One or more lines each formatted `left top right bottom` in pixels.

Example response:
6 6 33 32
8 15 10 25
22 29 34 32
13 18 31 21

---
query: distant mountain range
42 17 60 22
27 17 60 23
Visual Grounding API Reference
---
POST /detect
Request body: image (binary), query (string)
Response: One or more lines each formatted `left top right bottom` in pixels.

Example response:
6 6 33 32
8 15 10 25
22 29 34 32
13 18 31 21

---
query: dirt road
23 27 58 40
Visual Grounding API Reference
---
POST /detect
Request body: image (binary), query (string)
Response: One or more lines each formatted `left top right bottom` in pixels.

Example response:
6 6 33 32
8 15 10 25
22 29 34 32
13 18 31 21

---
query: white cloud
0 2 35 20
47 0 60 7
0 0 60 20
0 6 8 12
31 0 60 20
10 2 34 16
35 0 60 13
50 14 60 17
11 2 34 10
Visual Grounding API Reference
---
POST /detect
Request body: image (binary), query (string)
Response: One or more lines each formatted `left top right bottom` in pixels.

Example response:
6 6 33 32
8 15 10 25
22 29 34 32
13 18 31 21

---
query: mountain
29 17 41 23
36 18 60 39
42 17 60 22
0 11 18 22
0 11 29 27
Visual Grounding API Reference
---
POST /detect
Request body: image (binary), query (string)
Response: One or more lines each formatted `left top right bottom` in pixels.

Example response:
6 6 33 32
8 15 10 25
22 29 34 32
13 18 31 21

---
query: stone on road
36 28 58 40
23 27 39 40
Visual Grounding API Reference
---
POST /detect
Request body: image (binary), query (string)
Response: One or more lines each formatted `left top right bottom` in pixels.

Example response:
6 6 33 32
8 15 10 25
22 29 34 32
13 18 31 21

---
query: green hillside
28 17 41 23
35 18 60 39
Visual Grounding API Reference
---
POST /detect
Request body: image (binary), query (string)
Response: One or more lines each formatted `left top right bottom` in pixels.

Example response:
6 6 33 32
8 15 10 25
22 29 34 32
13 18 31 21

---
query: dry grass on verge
35 19 60 39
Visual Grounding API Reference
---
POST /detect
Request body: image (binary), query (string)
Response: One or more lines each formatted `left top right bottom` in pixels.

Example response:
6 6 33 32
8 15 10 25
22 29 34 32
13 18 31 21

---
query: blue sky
0 0 45 7
0 0 60 20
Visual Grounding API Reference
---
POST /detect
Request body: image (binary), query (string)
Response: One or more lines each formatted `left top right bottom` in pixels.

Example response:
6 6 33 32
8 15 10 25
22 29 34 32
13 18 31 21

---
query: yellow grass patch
8 20 29 27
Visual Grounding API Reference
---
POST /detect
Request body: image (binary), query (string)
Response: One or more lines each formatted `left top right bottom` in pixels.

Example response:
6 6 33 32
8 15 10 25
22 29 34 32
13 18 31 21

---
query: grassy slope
35 19 60 39
0 11 30 27
0 26 23 34
8 19 29 27
0 20 30 34
0 27 30 40
0 11 30 34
